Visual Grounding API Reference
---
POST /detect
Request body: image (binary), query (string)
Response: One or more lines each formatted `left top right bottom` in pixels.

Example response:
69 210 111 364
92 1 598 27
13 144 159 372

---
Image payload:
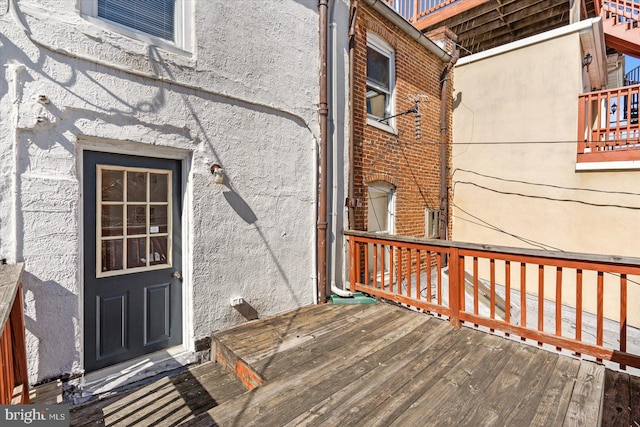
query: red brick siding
353 3 454 239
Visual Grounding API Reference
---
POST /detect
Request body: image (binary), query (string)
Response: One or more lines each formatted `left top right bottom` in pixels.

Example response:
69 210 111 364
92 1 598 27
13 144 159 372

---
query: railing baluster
390 245 395 294
620 273 627 370
473 257 479 315
576 269 583 357
406 248 412 297
538 264 544 346
597 271 604 363
364 243 369 287
556 267 563 351
416 249 421 300
437 253 442 306
397 247 403 295
427 251 432 302
521 262 526 339
490 259 496 321
381 244 386 291
505 261 511 328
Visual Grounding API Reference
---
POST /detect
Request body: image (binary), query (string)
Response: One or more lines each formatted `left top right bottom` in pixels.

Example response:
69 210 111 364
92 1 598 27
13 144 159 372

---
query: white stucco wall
0 0 350 384
452 23 640 325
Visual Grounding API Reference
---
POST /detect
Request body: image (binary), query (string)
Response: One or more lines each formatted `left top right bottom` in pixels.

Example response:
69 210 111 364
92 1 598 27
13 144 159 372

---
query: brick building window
366 34 395 132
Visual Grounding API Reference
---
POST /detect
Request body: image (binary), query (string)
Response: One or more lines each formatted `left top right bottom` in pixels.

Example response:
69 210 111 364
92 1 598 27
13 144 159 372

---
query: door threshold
72 346 197 404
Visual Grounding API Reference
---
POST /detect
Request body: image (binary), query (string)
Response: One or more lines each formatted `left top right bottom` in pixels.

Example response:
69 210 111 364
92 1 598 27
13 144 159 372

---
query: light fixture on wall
210 163 225 184
582 53 593 68
611 102 617 115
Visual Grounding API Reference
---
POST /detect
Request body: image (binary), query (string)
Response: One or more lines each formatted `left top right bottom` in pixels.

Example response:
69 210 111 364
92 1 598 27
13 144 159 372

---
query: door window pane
101 240 123 272
101 205 124 236
150 173 168 202
150 205 168 233
150 236 168 265
127 171 147 202
127 237 147 268
127 205 147 235
102 170 124 201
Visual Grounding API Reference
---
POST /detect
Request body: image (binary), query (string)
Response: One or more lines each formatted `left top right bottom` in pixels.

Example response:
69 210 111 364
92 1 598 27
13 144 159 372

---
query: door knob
172 271 182 280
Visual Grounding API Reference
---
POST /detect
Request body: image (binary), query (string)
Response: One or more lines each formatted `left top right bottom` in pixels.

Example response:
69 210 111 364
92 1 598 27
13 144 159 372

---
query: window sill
367 117 397 135
83 15 192 57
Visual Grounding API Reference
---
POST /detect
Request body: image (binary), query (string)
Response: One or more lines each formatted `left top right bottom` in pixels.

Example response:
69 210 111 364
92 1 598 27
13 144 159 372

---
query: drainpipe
346 0 358 230
318 0 329 304
439 51 459 241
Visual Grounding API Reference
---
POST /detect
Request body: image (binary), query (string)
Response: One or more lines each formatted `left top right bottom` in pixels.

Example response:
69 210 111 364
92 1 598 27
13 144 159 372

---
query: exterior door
367 182 395 286
83 151 182 372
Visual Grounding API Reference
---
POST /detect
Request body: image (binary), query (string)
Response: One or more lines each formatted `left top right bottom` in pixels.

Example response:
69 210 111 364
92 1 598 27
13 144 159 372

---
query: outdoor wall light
611 102 617 115
210 163 225 184
582 53 593 68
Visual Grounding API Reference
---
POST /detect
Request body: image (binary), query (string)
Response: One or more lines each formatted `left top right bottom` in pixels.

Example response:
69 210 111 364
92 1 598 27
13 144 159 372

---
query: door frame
77 137 193 373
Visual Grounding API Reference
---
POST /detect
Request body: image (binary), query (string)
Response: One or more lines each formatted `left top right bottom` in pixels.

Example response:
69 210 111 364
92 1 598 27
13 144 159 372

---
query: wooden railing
0 264 29 404
577 84 640 162
386 0 459 22
346 230 640 370
596 0 640 24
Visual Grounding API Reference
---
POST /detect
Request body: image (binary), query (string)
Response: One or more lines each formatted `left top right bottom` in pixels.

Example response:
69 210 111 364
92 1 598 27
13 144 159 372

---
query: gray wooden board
278 321 456 426
215 304 366 359
70 362 244 426
240 317 445 427
528 356 582 427
460 344 560 426
602 369 631 427
630 373 640 425
285 323 478 427
183 308 432 426
388 333 517 426
563 361 605 426
248 304 407 380
239 303 391 367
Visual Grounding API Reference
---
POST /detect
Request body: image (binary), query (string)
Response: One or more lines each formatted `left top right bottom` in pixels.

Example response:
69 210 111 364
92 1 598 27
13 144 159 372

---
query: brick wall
353 3 454 239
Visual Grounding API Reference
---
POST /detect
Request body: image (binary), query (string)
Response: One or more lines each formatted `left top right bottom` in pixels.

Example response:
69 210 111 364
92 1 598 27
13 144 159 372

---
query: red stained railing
596 0 640 23
0 264 29 404
577 84 640 163
346 230 640 370
387 0 457 22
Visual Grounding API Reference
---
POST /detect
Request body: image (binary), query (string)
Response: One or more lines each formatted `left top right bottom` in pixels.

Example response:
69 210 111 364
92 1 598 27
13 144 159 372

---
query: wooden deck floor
71 303 638 426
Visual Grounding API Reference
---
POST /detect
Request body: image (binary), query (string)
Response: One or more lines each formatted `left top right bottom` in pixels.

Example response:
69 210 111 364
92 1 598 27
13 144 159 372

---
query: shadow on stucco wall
22 272 79 383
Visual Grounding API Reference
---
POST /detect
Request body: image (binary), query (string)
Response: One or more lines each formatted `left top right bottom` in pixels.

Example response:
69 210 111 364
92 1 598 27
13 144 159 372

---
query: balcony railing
577 84 640 162
346 230 640 370
387 0 457 22
0 264 29 404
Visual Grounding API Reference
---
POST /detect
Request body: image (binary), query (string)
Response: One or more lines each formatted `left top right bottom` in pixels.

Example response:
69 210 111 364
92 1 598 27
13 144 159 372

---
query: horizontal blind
98 0 175 41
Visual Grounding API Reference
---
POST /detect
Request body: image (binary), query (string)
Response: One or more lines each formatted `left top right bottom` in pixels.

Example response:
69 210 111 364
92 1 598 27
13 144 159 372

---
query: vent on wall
426 208 440 239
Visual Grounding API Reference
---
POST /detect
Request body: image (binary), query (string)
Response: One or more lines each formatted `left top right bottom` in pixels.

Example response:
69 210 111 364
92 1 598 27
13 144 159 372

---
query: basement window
366 34 395 132
82 0 193 52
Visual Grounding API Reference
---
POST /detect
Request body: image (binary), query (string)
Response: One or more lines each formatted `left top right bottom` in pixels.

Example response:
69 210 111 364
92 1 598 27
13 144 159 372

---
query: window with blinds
97 0 175 41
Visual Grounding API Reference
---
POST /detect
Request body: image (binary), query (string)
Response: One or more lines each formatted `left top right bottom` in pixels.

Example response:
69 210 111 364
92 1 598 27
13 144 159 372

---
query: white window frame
366 33 396 134
81 0 193 53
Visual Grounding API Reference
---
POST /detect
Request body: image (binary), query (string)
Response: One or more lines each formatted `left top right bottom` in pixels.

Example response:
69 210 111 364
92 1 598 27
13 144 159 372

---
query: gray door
83 151 182 372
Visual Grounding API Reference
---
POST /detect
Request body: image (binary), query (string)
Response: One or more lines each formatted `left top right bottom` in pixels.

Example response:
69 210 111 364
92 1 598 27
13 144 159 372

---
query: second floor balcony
578 83 640 164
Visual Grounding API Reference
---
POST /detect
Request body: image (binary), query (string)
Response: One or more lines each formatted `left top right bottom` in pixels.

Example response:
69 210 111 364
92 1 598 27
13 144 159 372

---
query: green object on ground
330 292 377 304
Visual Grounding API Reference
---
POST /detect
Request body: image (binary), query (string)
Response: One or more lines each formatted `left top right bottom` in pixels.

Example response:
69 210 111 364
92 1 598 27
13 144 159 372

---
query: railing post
412 0 419 22
349 236 356 293
449 248 461 329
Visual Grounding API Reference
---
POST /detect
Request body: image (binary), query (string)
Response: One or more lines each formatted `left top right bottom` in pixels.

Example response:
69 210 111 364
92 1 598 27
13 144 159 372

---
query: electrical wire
453 168 640 197
453 180 640 211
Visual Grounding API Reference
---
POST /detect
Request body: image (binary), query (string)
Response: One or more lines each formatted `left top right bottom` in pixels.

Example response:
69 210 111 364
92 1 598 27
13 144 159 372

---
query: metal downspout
347 0 358 230
439 51 459 241
318 0 329 304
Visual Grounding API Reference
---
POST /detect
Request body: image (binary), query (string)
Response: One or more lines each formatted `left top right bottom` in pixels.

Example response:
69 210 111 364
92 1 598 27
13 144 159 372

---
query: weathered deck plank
70 303 620 427
70 362 245 426
563 361 605 426
526 356 582 426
